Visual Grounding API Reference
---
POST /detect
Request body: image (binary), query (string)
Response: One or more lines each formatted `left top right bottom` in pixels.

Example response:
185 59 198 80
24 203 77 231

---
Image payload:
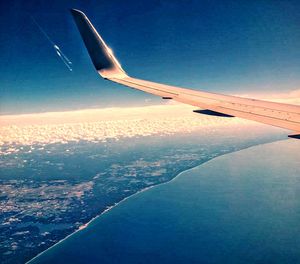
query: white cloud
0 104 253 147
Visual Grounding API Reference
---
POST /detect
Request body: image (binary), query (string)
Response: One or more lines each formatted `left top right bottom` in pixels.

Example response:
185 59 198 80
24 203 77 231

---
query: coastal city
0 125 281 263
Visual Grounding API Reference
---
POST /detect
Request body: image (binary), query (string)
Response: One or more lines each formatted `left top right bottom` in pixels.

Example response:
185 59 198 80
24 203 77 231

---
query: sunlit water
30 139 300 264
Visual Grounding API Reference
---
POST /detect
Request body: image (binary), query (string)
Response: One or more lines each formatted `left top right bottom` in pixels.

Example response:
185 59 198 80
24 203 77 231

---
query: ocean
29 139 300 264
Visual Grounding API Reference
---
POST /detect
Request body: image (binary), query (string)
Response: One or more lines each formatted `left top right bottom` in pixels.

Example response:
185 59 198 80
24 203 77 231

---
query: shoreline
26 137 287 263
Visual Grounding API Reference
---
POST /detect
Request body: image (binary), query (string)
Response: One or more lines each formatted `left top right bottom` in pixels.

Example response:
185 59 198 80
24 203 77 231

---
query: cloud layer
0 104 253 146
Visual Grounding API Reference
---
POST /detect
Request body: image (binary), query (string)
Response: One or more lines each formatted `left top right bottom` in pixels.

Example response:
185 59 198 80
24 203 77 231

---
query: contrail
31 16 73 71
54 45 73 71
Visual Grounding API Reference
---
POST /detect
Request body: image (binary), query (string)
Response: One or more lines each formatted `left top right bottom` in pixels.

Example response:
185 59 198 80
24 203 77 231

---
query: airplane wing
70 9 300 138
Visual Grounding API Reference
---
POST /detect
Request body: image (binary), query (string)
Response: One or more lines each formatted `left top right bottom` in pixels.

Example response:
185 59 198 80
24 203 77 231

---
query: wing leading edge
71 9 300 136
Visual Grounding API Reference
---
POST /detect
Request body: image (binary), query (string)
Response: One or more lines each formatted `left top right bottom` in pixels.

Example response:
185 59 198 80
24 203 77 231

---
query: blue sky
1 0 300 114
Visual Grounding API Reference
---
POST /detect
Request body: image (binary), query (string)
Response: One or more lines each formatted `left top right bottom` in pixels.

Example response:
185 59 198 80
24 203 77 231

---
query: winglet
70 9 127 79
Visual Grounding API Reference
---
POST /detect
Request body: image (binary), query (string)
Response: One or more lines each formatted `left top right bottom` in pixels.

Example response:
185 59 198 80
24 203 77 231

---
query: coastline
26 137 287 263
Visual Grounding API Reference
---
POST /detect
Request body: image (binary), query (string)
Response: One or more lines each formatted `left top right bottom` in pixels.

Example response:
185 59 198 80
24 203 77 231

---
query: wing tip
70 9 89 21
70 8 85 16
